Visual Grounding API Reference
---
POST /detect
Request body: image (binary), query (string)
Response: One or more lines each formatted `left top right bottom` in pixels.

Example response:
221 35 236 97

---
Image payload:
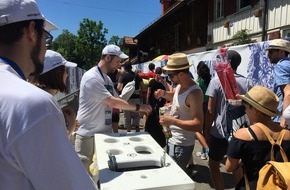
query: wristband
135 104 140 111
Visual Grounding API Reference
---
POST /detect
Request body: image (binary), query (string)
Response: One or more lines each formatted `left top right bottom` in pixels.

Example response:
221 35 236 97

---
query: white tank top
169 84 201 146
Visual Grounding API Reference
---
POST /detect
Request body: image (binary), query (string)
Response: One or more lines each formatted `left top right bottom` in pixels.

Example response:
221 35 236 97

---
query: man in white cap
266 39 290 127
0 0 96 189
154 53 204 172
75 44 152 172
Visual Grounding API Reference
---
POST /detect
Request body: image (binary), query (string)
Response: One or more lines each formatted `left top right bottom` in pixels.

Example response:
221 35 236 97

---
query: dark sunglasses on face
43 29 53 47
268 49 279 54
167 72 178 78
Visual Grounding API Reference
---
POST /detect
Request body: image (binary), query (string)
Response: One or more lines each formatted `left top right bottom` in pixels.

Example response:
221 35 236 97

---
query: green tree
75 18 108 70
52 30 78 63
232 29 252 46
109 36 130 55
108 36 129 56
108 35 121 45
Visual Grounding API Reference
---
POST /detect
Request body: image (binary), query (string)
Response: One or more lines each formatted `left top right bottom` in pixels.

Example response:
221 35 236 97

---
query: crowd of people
2 1 290 190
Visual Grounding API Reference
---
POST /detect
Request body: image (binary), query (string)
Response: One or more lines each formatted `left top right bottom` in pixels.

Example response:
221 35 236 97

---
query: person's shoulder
234 127 251 141
16 83 60 113
208 77 220 88
277 58 290 67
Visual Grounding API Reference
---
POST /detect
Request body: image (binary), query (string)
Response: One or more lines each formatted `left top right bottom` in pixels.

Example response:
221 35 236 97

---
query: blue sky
37 0 161 40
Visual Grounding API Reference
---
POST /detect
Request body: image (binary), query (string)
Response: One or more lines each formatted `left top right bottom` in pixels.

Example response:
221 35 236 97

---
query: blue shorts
167 143 194 171
208 135 228 162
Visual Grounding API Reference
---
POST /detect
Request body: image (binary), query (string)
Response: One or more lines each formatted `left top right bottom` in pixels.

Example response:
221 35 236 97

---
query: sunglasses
43 29 53 47
268 49 279 54
167 72 178 78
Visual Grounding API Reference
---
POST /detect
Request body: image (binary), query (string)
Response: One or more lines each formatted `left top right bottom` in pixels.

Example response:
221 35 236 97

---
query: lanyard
97 66 105 81
0 57 26 80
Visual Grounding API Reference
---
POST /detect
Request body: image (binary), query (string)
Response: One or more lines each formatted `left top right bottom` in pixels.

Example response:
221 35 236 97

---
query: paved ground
118 112 235 190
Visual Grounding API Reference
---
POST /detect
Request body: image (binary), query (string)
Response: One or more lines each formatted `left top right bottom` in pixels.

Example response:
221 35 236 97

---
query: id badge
105 110 112 125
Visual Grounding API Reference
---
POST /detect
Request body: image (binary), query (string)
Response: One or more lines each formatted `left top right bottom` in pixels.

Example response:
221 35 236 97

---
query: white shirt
0 63 96 190
77 67 118 136
169 84 200 146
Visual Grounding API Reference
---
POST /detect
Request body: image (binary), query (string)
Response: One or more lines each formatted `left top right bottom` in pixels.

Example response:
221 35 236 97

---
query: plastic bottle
159 106 172 139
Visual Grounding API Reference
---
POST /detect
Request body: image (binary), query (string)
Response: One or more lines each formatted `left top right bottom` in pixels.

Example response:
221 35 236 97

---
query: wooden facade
124 0 208 63
125 0 290 63
207 0 290 48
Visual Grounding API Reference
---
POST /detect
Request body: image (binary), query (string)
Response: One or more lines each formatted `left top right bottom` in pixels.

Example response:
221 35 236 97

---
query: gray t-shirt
206 74 252 138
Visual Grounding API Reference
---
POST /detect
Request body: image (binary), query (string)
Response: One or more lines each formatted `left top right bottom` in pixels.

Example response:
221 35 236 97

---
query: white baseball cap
41 50 77 74
102 44 129 59
0 0 58 31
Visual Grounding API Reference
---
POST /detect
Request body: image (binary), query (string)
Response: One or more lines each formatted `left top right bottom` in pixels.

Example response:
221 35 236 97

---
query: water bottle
159 106 172 139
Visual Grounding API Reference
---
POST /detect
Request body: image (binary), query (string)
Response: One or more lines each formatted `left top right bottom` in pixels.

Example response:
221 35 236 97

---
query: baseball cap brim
44 19 58 32
65 61 77 68
119 53 129 59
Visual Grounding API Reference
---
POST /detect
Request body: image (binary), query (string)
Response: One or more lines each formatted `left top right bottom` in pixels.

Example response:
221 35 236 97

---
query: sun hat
237 85 279 117
0 0 58 31
102 44 128 59
265 39 290 53
163 53 192 71
41 50 77 74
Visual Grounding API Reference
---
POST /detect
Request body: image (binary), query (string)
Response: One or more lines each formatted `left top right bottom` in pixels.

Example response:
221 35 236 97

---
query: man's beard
29 36 43 76
107 58 117 73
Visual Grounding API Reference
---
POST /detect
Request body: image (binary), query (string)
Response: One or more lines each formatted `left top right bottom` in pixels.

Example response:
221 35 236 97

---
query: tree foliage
51 18 128 70
52 30 78 63
75 19 108 70
232 29 252 46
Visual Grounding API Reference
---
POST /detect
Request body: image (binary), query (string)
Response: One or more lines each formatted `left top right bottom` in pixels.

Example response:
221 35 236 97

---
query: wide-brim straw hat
237 85 279 117
265 39 290 53
163 53 192 71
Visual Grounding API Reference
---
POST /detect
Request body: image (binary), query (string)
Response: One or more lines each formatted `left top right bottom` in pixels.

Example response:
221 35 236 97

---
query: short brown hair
0 19 44 45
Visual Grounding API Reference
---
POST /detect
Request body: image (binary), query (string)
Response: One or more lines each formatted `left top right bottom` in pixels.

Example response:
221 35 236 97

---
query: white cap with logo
0 0 58 31
41 50 77 74
102 44 128 59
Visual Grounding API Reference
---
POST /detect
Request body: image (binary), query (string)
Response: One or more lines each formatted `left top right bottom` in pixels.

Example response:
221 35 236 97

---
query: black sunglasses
167 72 178 78
43 29 53 47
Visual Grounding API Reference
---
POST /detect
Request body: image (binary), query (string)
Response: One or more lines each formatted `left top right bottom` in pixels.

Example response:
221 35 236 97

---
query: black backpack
225 101 249 141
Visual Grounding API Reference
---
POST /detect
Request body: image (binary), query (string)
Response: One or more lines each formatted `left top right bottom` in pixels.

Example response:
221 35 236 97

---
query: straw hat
265 39 290 53
237 86 279 117
163 53 192 71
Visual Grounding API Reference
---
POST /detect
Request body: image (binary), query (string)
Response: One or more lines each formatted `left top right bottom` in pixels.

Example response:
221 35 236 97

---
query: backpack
225 99 249 142
245 123 290 190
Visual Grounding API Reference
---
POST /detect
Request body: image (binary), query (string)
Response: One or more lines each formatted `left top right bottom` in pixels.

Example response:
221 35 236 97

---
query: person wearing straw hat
0 0 96 189
225 85 290 190
154 53 204 172
204 50 252 190
266 39 290 128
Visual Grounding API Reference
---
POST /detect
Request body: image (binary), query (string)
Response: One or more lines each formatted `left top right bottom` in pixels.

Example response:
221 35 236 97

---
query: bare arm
103 96 152 115
204 96 216 144
154 89 174 101
281 84 290 127
117 82 123 93
159 89 203 132
146 87 151 104
225 157 240 172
